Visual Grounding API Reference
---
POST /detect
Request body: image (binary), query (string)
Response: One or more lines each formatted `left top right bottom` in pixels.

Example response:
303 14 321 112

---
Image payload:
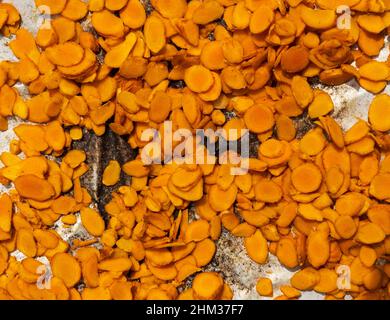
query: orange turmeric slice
92 10 124 38
244 105 274 134
192 272 223 300
51 253 81 288
14 174 55 201
184 65 214 93
80 207 105 237
291 163 322 194
244 229 268 264
46 42 85 67
120 0 146 29
144 15 166 54
281 46 310 73
356 222 386 244
192 1 224 25
368 94 390 132
300 6 336 30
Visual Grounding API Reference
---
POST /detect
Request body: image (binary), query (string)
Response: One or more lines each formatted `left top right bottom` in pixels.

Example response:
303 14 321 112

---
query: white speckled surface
0 0 385 300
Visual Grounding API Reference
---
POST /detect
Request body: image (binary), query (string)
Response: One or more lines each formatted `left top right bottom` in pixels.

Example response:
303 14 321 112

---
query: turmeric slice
244 105 274 134
184 65 214 93
14 174 54 201
244 230 268 264
291 163 322 194
368 94 390 132
192 272 223 300
256 278 273 297
51 253 81 288
249 6 274 34
144 16 166 54
102 160 121 187
80 208 105 237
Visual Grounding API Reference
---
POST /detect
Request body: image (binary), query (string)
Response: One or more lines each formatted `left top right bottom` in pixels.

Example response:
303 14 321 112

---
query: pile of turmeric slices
0 0 389 301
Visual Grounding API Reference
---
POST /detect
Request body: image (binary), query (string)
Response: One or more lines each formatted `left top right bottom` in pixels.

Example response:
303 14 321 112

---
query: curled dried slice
281 46 310 73
356 222 385 244
104 33 137 68
80 207 105 237
308 91 334 119
46 42 85 67
291 76 313 108
300 6 336 30
57 49 97 79
208 184 237 212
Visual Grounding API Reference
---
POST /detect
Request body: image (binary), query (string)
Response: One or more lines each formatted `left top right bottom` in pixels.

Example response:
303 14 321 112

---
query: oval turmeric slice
51 252 81 288
80 207 105 237
244 229 268 264
144 15 166 54
368 94 390 132
120 0 146 29
92 10 124 38
300 6 336 30
14 174 55 201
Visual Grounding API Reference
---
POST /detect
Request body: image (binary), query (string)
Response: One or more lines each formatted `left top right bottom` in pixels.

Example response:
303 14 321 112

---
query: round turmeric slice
200 41 226 71
369 173 390 201
291 163 322 194
51 252 81 288
368 94 390 132
254 180 282 203
249 6 275 34
208 184 238 212
244 105 275 134
46 42 84 67
184 65 214 93
192 272 224 300
281 46 310 73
